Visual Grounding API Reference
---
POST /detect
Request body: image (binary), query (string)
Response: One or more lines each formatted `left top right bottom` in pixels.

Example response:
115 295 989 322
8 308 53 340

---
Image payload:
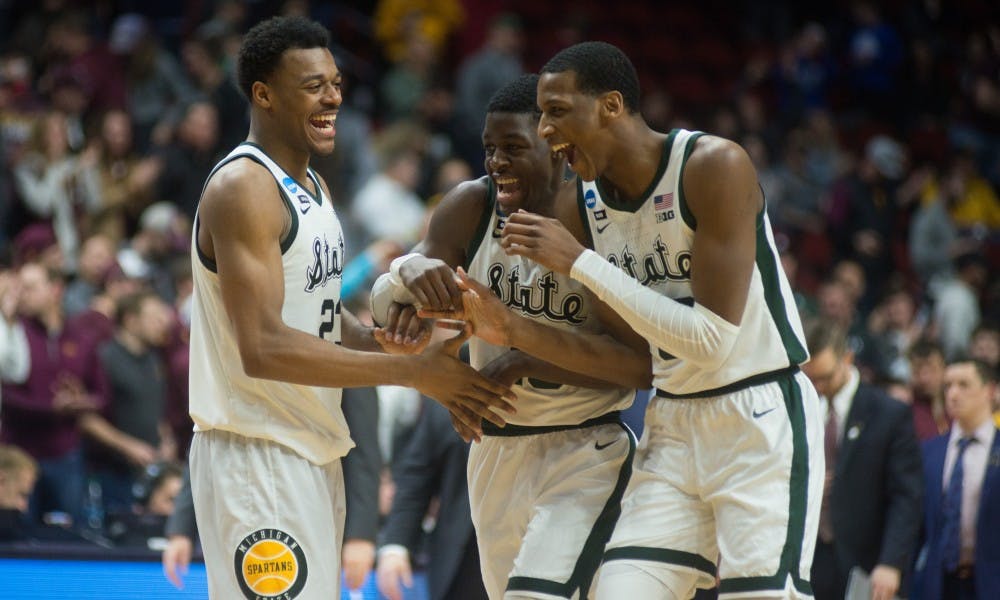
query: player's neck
246 127 311 183
600 124 667 204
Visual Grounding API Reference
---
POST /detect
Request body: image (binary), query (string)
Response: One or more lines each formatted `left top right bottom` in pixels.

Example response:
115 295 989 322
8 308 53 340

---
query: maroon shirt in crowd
0 315 108 459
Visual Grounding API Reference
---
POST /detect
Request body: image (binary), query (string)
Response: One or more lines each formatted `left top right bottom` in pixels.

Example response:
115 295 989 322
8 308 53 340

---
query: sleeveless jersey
578 129 809 397
465 177 633 426
189 142 353 465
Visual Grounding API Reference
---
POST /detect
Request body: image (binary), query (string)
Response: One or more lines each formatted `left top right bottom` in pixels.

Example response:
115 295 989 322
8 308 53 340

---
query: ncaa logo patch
584 189 597 209
234 528 307 599
282 177 299 194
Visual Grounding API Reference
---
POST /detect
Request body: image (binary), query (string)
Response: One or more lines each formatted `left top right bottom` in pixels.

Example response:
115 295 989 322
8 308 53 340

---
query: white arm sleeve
570 249 740 370
369 272 420 328
0 317 30 384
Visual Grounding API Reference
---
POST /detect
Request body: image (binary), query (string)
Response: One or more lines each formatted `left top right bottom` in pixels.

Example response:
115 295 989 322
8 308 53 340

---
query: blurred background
0 0 997 598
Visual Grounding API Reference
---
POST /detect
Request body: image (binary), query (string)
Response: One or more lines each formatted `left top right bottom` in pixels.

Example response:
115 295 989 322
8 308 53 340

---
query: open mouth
309 114 337 138
550 141 576 166
494 175 522 213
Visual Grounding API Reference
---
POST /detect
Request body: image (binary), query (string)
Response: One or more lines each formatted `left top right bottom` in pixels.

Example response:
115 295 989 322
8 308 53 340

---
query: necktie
942 436 975 571
818 402 838 543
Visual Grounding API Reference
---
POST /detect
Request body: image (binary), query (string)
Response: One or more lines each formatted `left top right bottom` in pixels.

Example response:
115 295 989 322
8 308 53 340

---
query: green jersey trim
755 208 808 365
463 176 495 271
194 153 300 272
241 141 321 206
595 130 678 212
677 132 705 230
576 178 596 250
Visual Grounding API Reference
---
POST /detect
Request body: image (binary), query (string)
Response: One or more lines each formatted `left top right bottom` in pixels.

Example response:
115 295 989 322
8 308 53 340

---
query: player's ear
252 81 273 110
599 91 625 120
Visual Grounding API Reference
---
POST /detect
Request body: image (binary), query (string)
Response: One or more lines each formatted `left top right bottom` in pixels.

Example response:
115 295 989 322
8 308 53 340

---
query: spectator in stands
453 13 524 167
80 291 175 515
39 11 126 116
0 444 37 541
11 110 102 273
867 281 924 382
968 323 999 371
351 122 428 249
828 136 908 304
89 109 163 242
0 268 30 421
933 251 987 361
0 262 107 525
379 28 441 123
909 340 950 441
845 2 904 121
373 0 464 65
180 30 249 153
62 233 116 317
117 202 185 304
110 13 197 152
153 100 221 220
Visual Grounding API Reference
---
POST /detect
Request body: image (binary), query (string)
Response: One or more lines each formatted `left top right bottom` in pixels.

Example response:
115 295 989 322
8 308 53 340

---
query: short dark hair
950 357 998 385
487 74 540 117
541 41 640 113
115 290 156 327
237 16 330 100
805 319 849 357
908 338 944 362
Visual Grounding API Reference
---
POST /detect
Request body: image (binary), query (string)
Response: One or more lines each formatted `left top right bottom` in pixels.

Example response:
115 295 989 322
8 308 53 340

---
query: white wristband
377 544 410 560
389 253 424 281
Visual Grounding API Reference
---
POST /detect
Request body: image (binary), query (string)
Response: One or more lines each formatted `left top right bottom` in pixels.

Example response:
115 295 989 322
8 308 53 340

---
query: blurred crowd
0 0 997 584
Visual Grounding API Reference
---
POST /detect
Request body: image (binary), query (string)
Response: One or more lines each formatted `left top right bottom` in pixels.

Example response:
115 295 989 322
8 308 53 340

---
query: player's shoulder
202 156 274 206
200 156 285 226
434 176 491 221
686 135 753 176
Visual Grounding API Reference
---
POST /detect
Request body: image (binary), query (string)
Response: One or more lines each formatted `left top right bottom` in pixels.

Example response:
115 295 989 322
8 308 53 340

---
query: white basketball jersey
466 177 633 426
189 143 353 465
579 129 809 397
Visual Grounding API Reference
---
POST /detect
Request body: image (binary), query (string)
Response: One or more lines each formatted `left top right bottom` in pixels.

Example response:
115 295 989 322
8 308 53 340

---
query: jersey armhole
463 177 497 271
576 178 596 250
677 132 706 231
194 154 300 272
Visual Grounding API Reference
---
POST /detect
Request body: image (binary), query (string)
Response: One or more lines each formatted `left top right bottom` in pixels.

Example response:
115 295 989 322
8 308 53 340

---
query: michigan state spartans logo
234 528 308 599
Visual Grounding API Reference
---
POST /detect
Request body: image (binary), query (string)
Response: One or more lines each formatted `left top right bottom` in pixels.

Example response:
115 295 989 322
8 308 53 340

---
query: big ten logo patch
234 529 308 599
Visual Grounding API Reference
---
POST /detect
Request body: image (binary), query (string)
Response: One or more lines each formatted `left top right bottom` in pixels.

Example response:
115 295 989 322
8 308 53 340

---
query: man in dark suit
376 398 487 600
340 385 383 590
913 359 1000 600
802 321 923 600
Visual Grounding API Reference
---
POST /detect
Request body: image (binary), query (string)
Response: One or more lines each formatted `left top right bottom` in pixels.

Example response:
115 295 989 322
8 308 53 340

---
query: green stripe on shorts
719 374 812 597
506 423 635 598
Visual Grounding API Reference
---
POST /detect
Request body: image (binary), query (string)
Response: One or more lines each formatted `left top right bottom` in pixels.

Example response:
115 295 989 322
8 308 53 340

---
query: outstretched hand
418 267 512 347
500 210 586 275
374 302 430 354
412 324 516 442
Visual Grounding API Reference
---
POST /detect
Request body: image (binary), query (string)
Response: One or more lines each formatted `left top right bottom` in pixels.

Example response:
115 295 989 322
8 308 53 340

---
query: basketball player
463 42 824 599
371 75 651 599
188 17 515 600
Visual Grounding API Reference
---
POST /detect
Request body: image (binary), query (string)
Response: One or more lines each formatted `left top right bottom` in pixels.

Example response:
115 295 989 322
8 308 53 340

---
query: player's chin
309 138 336 156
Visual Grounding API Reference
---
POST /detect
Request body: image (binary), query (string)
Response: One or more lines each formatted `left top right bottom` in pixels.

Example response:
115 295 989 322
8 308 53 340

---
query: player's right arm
374 178 488 339
198 162 514 433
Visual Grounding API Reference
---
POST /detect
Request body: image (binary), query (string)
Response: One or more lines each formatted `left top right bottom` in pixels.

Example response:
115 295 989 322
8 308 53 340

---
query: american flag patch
654 192 673 212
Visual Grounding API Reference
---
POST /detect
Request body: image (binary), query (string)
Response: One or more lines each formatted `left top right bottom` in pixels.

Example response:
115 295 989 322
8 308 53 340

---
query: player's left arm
560 137 759 370
481 293 652 391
